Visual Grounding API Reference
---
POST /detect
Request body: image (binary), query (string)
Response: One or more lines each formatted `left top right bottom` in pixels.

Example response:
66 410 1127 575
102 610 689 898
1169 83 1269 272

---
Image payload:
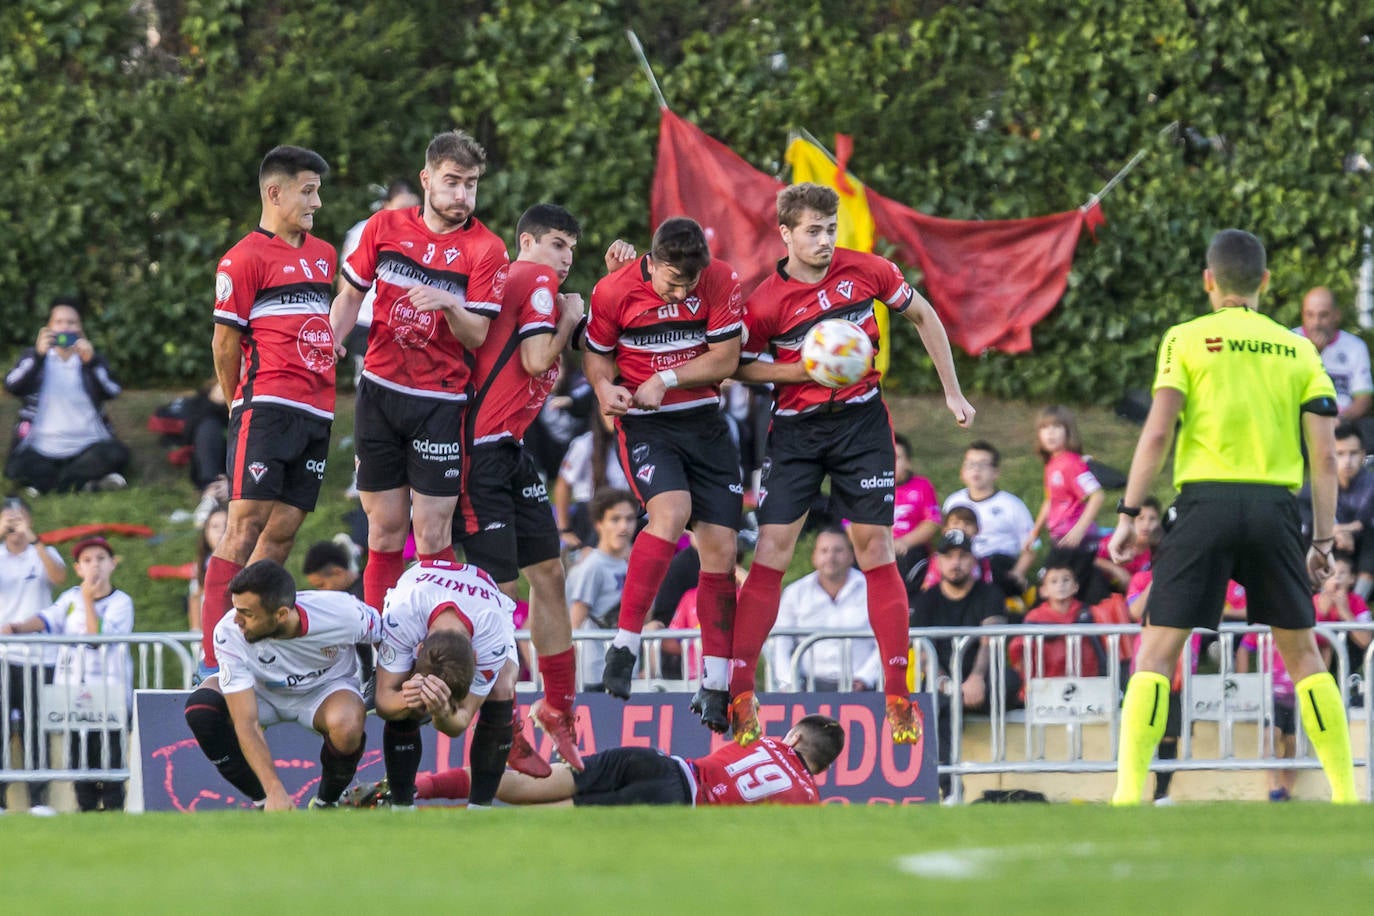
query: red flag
869 192 1103 354
651 110 785 295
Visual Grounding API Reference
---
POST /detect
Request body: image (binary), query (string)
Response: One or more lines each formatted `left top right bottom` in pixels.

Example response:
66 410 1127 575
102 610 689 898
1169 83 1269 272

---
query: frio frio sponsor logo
412 438 462 460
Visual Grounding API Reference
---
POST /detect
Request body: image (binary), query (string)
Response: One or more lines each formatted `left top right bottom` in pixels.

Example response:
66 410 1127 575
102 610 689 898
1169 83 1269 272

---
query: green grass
1 388 1162 630
0 803 1368 913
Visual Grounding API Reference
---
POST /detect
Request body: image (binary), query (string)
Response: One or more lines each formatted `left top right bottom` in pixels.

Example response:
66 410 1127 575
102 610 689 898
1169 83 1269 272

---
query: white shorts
252 678 363 731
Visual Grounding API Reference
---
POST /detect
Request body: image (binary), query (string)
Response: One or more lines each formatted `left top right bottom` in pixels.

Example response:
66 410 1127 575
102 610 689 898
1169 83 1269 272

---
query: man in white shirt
1294 287 1374 439
942 440 1036 597
3 298 129 494
182 560 379 811
769 526 880 692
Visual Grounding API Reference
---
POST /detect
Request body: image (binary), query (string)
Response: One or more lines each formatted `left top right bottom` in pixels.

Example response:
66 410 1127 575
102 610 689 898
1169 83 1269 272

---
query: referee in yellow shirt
1108 228 1357 804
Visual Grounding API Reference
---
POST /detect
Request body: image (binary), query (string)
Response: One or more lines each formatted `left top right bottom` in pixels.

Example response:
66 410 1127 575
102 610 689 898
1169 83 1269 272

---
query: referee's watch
1115 499 1142 518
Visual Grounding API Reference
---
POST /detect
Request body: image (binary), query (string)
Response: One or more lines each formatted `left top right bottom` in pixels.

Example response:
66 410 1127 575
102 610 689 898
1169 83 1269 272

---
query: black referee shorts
571 747 693 806
1147 483 1314 632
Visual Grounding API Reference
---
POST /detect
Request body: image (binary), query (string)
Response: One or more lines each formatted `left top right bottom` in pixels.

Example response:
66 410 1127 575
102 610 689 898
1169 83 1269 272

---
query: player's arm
211 324 243 408
374 667 422 721
735 356 808 386
432 686 481 737
1109 387 1184 564
633 337 742 410
521 293 585 375
899 293 974 427
584 349 633 416
223 688 293 810
330 283 366 357
407 285 491 349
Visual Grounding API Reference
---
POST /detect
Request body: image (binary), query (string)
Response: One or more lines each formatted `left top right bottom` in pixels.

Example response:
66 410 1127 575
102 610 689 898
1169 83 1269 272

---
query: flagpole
626 30 670 110
1083 120 1179 209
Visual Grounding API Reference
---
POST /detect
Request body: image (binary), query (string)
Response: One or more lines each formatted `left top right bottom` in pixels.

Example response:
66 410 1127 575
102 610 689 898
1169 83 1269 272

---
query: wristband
656 369 679 389
1115 499 1141 518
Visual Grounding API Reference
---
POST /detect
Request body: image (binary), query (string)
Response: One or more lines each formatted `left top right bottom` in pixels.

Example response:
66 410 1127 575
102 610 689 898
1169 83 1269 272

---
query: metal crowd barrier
0 634 196 787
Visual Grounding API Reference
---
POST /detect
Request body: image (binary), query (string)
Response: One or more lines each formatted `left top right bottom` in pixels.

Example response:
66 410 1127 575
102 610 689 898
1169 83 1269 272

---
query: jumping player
203 146 338 677
730 183 975 745
583 217 744 732
330 130 510 612
183 560 379 810
354 714 845 808
375 558 552 809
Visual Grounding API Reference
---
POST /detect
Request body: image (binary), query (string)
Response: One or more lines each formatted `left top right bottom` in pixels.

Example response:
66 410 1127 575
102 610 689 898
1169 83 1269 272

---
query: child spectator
1096 496 1161 592
891 434 942 594
1009 559 1105 694
2 536 133 811
943 439 1036 598
1025 405 1108 603
1315 548 1374 678
187 505 227 631
566 490 636 688
0 496 65 815
552 417 629 551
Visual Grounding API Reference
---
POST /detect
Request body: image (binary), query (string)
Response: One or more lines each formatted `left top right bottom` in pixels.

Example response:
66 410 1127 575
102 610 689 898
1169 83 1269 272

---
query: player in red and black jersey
356 713 845 808
729 184 976 746
454 203 589 768
583 218 744 732
201 146 338 676
329 130 511 616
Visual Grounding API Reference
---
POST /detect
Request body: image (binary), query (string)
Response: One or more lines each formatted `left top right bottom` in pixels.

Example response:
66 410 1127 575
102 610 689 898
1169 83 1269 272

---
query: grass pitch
2 803 1369 914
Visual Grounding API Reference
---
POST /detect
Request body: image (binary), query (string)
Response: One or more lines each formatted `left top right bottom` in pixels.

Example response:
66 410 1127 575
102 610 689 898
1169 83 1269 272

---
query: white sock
612 630 641 654
702 656 729 691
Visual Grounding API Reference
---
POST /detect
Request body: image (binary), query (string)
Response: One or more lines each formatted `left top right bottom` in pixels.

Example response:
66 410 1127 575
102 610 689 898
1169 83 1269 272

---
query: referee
1108 229 1357 805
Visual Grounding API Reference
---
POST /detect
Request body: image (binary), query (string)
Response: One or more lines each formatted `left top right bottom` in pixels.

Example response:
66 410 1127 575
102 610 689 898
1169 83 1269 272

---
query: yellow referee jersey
1153 306 1336 489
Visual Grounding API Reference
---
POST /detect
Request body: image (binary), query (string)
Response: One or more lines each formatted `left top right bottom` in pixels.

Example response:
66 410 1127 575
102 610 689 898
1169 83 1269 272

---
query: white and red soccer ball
801 319 874 388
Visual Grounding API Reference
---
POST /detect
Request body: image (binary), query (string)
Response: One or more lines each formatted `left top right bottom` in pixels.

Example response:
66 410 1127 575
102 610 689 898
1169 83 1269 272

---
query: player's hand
264 787 295 812
35 328 54 356
557 293 585 327
1308 545 1333 585
333 340 348 359
598 384 634 417
604 240 637 272
400 674 429 711
632 374 668 411
74 338 95 364
1108 523 1136 565
406 284 464 313
946 393 975 428
414 673 452 717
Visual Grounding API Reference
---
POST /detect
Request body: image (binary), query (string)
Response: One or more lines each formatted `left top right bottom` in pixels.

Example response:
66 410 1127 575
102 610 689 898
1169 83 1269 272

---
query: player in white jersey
183 560 379 810
374 559 551 808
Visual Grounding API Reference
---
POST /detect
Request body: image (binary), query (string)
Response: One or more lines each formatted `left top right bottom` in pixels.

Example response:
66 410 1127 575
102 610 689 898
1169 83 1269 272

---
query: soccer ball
801 319 874 388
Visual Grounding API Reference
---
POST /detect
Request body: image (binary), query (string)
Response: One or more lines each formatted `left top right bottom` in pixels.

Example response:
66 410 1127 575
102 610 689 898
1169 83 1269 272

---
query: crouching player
183 560 379 810
375 558 553 810
377 714 844 807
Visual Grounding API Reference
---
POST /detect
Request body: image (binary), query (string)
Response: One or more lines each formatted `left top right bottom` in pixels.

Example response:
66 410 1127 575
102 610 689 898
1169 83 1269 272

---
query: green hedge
1 0 1371 401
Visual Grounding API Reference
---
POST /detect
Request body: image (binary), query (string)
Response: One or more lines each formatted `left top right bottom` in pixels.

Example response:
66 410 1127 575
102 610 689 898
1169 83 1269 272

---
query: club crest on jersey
315 258 329 276
683 296 702 316
322 646 338 660
636 464 656 484
215 271 233 304
248 461 269 483
836 280 854 299
443 247 459 265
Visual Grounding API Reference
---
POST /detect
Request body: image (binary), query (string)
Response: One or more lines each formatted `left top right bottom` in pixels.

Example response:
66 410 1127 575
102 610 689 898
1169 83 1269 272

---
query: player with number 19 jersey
691 735 820 805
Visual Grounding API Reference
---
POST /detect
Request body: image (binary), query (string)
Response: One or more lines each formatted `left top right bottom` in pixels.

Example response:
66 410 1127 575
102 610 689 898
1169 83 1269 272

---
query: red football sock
864 562 911 697
416 768 470 800
729 564 785 696
539 647 577 714
616 531 677 635
364 549 406 612
200 556 244 668
418 547 456 564
695 571 737 660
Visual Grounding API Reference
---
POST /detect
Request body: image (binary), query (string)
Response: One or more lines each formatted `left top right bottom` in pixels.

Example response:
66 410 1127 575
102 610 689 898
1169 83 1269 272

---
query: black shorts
1163 691 1183 739
756 396 896 526
1147 483 1314 631
615 407 742 530
227 404 331 511
572 747 693 806
354 377 466 496
1272 697 1297 736
456 440 560 582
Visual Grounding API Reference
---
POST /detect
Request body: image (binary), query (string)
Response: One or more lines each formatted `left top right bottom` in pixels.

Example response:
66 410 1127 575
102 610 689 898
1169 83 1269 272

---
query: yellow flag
785 136 890 374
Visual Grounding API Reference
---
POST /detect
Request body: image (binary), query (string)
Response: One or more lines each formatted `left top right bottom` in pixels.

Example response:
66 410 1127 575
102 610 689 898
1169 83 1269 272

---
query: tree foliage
1 0 1371 401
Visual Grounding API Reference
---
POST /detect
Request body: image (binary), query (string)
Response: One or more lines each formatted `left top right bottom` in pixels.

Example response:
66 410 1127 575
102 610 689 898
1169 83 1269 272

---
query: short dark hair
385 180 416 203
777 183 839 229
590 488 637 524
1042 556 1078 582
966 440 1001 467
415 629 475 703
259 145 329 184
1334 422 1364 449
517 203 581 242
1206 229 1266 296
792 714 845 774
426 129 486 175
650 217 711 279
945 506 979 531
302 541 351 576
49 294 84 319
1141 495 1163 513
229 559 297 612
893 433 912 456
1331 549 1356 570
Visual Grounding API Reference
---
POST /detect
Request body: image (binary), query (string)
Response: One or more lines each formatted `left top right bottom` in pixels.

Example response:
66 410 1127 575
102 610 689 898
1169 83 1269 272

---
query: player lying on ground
183 559 379 810
349 714 844 807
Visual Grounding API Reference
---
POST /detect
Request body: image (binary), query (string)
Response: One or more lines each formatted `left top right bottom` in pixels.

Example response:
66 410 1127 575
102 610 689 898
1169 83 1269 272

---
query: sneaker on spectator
885 695 924 745
531 699 584 771
507 707 553 778
601 645 636 700
96 472 127 492
28 805 57 817
21 487 40 500
1153 796 1176 807
1268 788 1290 803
